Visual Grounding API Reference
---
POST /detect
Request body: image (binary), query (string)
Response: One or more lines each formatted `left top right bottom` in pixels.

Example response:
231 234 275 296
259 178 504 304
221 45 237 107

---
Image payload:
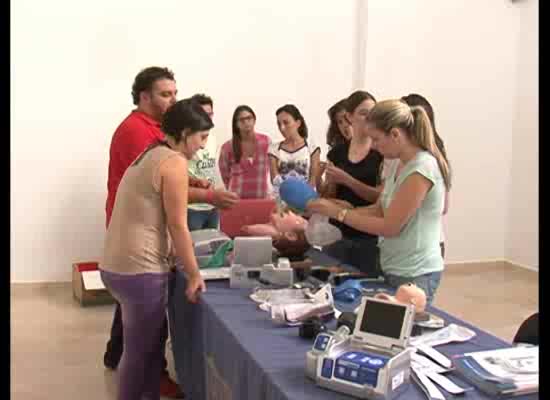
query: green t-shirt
378 151 444 277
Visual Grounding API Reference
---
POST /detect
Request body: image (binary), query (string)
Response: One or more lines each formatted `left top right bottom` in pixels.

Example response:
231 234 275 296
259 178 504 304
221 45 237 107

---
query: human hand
211 189 239 209
190 177 212 189
331 199 353 209
306 198 342 219
185 271 206 303
325 165 352 186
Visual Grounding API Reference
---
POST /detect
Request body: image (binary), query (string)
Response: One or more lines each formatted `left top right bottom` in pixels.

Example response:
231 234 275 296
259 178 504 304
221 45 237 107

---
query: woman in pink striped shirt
218 105 271 198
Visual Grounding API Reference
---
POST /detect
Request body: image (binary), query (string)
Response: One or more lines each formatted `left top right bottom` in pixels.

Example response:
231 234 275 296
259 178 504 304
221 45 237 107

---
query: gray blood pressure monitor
306 296 415 399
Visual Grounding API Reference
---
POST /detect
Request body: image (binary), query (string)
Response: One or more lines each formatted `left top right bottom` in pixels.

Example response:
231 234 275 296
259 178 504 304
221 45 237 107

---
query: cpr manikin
241 204 342 251
241 209 312 259
375 283 427 313
241 208 307 240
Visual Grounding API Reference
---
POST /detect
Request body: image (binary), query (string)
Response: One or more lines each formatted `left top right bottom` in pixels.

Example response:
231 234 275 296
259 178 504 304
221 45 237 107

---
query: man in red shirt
104 66 238 398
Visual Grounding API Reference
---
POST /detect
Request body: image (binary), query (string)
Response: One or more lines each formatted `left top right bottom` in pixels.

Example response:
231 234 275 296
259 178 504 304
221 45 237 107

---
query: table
167 271 538 400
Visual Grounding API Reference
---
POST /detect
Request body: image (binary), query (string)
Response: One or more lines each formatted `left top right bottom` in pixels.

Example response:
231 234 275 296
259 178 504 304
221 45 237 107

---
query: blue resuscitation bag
279 177 319 212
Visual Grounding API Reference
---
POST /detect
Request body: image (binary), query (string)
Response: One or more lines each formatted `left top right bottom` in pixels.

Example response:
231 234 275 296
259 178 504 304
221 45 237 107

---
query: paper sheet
81 270 106 290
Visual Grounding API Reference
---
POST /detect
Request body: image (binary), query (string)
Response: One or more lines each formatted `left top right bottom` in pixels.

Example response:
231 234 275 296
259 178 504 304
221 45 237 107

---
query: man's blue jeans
187 208 219 231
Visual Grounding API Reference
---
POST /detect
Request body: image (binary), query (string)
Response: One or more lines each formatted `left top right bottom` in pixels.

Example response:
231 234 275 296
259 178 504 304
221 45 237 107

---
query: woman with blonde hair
307 99 450 304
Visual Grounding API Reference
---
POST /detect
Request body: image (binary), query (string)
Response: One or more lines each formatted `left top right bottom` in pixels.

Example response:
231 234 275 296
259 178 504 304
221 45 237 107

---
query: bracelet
206 189 215 205
337 207 349 223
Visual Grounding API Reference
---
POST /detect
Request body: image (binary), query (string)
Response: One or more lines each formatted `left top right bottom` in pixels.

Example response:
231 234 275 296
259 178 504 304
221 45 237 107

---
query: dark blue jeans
322 236 381 277
187 208 219 231
384 271 442 305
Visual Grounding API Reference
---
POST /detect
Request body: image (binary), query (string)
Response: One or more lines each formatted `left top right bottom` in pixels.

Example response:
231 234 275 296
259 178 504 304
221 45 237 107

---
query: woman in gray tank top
100 98 213 400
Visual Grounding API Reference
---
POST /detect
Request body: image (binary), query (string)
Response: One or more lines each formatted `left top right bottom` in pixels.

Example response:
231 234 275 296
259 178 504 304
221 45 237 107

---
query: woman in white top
268 104 320 197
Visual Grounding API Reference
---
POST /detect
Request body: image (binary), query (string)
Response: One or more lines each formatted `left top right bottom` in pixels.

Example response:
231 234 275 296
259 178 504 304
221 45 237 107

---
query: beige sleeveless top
102 144 182 274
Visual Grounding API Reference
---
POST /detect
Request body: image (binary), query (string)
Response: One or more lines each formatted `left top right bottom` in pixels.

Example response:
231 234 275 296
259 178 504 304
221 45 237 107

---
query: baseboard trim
11 259 538 284
11 281 71 288
502 260 539 272
445 259 503 267
11 279 72 284
445 259 538 273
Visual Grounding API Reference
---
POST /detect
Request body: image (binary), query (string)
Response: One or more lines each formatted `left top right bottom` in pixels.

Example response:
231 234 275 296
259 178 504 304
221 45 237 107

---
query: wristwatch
336 208 349 223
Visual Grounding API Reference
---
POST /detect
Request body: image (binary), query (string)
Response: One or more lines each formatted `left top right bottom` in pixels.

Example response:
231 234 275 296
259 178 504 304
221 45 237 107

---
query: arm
307 173 432 237
188 186 239 209
269 155 279 183
160 156 205 303
442 190 450 215
353 200 384 218
308 149 321 188
325 164 381 203
319 154 337 197
188 187 212 204
342 174 382 203
320 179 337 198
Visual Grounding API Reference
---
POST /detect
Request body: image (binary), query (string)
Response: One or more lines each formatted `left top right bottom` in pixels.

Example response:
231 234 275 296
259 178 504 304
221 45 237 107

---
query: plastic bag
305 213 343 247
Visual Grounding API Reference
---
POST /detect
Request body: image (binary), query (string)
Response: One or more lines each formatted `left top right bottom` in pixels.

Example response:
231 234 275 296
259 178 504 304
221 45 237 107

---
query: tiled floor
11 263 538 400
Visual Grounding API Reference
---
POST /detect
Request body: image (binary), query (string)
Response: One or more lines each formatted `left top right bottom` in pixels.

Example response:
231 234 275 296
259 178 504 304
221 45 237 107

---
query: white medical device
230 236 274 288
306 296 416 399
259 257 294 287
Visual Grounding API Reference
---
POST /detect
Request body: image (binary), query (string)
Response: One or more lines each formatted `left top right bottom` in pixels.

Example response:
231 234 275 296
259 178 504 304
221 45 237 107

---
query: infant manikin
375 283 427 313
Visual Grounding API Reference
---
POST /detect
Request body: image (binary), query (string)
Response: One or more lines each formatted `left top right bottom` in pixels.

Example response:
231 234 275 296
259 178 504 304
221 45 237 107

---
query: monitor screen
359 300 406 339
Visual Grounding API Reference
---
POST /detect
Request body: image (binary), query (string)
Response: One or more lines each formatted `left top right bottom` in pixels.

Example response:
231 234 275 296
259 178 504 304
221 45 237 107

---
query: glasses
238 115 254 123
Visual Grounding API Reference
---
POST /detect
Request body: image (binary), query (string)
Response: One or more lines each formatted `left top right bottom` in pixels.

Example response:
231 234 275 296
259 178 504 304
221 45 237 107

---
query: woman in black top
322 90 383 276
326 98 353 148
317 98 353 192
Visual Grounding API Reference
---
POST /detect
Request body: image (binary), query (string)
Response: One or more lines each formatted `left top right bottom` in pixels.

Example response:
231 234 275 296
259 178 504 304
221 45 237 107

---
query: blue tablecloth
167 267 538 400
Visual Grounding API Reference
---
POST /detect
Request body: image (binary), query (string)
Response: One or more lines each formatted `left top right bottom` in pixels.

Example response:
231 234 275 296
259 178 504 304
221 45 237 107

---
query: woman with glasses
218 105 271 198
321 90 384 277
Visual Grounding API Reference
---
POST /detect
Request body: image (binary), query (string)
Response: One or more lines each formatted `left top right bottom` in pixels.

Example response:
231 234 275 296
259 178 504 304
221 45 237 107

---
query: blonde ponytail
410 106 451 191
368 99 452 191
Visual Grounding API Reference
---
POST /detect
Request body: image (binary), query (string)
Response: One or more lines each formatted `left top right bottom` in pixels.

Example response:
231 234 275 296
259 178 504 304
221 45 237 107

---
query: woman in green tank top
307 99 452 304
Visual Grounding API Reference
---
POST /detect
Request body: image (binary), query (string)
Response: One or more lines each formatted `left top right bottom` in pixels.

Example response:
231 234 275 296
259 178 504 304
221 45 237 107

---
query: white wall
11 0 538 282
507 0 539 268
11 0 356 282
363 0 525 264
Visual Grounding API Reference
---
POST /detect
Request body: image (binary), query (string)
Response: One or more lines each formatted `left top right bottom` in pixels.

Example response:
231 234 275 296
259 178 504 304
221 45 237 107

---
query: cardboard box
72 261 115 307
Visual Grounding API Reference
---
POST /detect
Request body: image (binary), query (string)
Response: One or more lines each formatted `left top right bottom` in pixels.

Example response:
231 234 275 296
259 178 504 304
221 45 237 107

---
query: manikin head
375 283 427 313
240 208 311 258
